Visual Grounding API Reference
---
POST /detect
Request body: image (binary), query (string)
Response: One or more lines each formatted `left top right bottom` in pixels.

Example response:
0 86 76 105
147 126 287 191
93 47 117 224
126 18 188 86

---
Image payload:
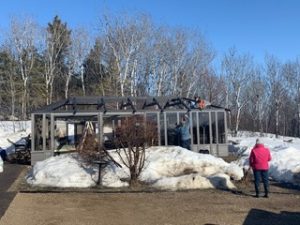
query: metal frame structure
31 96 229 164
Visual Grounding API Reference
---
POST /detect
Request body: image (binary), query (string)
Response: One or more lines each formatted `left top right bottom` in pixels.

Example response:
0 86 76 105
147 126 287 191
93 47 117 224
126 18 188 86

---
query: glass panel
192 112 198 144
146 113 159 146
199 112 210 144
103 114 148 149
211 112 217 144
54 119 68 150
103 115 115 149
34 115 43 151
54 116 98 152
218 112 226 144
160 113 166 145
166 113 178 145
67 123 75 145
45 115 51 150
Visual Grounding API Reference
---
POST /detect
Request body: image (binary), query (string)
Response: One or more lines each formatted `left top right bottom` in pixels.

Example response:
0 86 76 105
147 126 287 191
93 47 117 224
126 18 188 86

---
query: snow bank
269 147 300 184
230 134 300 185
138 146 242 190
27 154 97 188
0 121 31 154
27 146 243 190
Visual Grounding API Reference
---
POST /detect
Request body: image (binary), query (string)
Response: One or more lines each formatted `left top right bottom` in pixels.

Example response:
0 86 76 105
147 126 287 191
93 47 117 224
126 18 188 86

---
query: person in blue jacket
177 114 191 150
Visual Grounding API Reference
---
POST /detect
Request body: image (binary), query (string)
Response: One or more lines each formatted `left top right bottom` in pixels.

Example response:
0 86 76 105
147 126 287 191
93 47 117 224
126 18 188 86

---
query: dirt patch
1 183 300 225
2 167 300 225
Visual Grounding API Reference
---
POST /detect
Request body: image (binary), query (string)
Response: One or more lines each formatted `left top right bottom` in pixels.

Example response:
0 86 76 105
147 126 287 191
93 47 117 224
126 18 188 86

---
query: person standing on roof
249 138 272 198
178 114 191 150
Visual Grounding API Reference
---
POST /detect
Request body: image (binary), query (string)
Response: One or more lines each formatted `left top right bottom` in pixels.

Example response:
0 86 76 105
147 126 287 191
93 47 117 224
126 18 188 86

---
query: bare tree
222 48 253 135
65 28 90 98
114 115 157 187
280 60 299 136
150 28 171 96
264 55 287 136
181 33 216 100
103 13 150 96
242 67 265 132
9 17 37 119
43 16 71 104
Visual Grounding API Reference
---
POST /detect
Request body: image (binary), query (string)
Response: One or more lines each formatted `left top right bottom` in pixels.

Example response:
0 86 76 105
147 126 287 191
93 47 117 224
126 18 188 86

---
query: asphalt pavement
0 163 25 219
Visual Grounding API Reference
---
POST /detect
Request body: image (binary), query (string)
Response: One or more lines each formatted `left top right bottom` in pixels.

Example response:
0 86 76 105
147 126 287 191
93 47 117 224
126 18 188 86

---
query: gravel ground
1 182 300 225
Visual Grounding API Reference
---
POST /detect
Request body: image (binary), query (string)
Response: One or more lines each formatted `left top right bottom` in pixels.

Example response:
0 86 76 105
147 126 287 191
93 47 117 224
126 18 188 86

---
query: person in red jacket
249 138 272 198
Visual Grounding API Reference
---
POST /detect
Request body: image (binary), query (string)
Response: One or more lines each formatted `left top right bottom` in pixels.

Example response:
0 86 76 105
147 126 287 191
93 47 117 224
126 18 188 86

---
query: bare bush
77 121 99 163
114 115 157 187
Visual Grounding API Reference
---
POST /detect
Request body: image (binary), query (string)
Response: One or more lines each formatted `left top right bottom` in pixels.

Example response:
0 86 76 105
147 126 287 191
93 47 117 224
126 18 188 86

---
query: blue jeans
253 170 269 196
181 139 191 150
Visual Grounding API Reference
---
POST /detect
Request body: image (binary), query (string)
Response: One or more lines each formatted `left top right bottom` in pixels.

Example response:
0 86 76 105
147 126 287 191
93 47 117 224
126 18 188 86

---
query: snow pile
230 133 300 185
0 121 31 154
27 154 97 188
269 147 300 183
27 146 243 190
139 146 242 190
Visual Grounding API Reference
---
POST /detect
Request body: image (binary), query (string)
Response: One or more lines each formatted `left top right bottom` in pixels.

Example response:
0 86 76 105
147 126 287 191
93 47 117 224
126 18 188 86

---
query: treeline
0 13 300 137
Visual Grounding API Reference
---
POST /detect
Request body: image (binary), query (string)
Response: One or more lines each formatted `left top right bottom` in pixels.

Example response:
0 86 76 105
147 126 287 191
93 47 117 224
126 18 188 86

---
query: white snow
26 146 242 190
0 121 31 154
27 154 97 188
1 120 300 190
230 132 300 185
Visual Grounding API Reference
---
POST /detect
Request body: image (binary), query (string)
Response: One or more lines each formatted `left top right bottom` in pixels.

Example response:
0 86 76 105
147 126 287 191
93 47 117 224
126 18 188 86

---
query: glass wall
211 112 217 144
45 115 51 150
103 115 115 149
34 114 43 151
199 112 210 144
146 113 159 146
217 112 226 144
160 113 165 145
192 112 198 145
54 119 67 150
166 113 178 145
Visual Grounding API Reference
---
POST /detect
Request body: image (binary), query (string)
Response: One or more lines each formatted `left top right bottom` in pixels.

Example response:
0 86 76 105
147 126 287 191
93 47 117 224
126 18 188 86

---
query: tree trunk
65 72 71 99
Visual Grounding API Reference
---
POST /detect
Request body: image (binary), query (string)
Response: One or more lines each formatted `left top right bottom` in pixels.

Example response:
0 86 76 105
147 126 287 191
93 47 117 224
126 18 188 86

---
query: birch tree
281 61 299 136
222 48 253 135
65 28 90 98
185 35 215 99
103 13 150 96
44 16 71 104
10 17 37 119
264 55 289 136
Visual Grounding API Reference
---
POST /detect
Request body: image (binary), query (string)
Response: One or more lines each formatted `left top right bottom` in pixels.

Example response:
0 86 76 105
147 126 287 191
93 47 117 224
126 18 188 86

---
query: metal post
275 100 279 138
50 114 55 153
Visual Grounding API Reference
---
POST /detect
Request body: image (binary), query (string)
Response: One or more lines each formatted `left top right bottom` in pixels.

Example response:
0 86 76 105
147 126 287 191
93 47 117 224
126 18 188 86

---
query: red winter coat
249 144 271 170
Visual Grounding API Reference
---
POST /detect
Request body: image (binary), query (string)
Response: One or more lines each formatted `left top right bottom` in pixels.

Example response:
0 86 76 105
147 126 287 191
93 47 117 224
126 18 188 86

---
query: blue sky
0 0 300 64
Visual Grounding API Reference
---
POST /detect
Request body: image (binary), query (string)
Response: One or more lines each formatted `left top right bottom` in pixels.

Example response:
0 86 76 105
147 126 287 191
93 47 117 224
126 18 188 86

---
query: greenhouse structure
30 96 229 164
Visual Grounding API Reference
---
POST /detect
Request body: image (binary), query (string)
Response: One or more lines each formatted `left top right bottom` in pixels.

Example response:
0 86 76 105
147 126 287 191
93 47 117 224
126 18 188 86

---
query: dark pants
253 169 269 196
181 139 191 150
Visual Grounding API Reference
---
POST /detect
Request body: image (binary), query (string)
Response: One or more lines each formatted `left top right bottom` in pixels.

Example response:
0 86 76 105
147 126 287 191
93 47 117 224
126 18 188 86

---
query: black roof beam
120 98 136 114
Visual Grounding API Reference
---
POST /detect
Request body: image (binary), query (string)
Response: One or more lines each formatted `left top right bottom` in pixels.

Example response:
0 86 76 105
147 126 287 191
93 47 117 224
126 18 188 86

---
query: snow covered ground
229 132 300 185
0 121 31 172
0 121 31 154
26 146 243 190
1 121 300 190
